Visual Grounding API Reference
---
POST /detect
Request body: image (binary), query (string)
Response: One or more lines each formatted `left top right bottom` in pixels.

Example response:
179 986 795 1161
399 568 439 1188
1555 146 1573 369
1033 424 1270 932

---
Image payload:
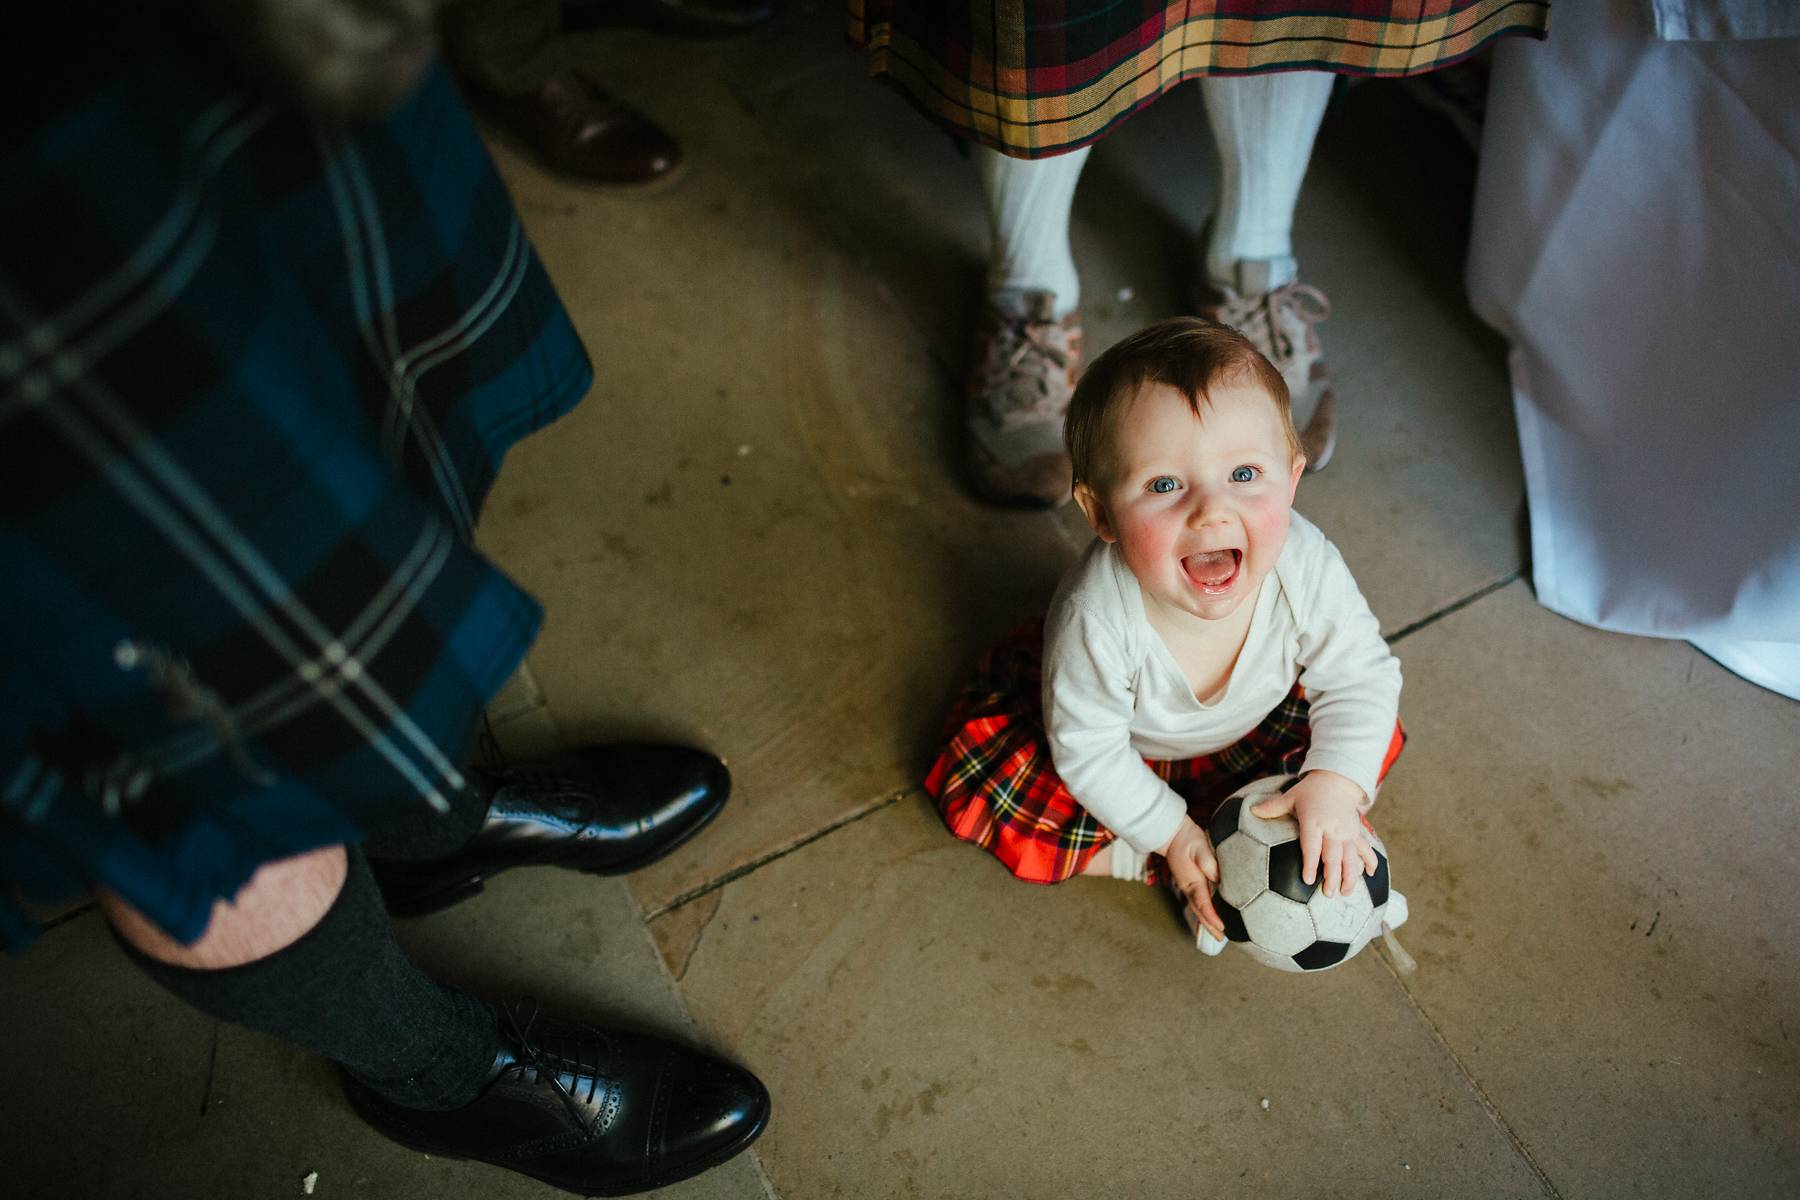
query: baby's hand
1250 771 1375 898
1158 815 1225 940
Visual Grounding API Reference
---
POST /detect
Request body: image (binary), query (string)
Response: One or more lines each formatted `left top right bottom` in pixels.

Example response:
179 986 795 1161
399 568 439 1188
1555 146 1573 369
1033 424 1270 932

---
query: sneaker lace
498 1000 616 1134
1212 281 1331 363
984 304 1074 421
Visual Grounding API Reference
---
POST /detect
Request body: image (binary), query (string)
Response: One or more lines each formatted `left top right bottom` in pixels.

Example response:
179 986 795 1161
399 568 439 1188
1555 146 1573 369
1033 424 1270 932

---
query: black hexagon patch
1208 794 1243 849
1213 893 1251 943
1292 940 1350 971
1367 849 1390 908
1267 840 1317 905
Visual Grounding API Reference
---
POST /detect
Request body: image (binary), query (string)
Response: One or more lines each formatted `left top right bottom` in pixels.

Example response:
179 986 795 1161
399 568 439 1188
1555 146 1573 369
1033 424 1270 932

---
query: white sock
974 144 1091 316
1379 890 1416 974
1107 839 1148 882
1201 72 1333 290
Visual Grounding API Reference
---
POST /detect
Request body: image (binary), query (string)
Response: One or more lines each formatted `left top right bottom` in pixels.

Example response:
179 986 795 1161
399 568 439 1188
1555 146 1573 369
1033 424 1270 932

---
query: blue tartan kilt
0 24 593 948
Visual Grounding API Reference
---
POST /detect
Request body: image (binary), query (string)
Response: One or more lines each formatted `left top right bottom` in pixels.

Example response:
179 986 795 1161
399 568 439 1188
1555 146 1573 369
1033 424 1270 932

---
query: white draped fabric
1466 0 1800 699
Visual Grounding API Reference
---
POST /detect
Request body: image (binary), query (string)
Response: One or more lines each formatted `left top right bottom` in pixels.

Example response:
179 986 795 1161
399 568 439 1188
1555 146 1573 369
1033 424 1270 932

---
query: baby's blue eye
1149 476 1180 494
1230 466 1260 484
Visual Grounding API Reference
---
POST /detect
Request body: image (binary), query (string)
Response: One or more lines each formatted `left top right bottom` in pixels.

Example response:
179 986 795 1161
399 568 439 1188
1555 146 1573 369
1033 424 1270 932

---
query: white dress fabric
1467 0 1800 699
1042 513 1401 856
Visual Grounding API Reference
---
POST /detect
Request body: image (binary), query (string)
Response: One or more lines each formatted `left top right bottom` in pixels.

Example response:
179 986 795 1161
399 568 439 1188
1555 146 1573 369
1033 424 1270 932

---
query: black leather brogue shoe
345 1002 770 1196
372 743 729 917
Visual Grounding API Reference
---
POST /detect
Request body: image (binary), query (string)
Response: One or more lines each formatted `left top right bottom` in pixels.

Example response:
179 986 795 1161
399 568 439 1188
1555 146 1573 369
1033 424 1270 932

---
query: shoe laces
473 718 585 796
497 1000 617 1135
484 761 589 796
978 296 1076 421
1210 280 1330 363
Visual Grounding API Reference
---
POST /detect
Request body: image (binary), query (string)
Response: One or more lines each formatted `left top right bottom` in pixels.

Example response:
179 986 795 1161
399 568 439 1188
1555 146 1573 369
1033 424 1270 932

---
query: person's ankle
1204 253 1298 295
986 285 1079 321
1079 841 1147 881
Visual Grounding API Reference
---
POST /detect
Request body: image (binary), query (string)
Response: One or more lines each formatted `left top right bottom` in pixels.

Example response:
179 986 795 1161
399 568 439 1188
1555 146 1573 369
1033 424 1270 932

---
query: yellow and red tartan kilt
846 1 1551 158
924 619 1406 885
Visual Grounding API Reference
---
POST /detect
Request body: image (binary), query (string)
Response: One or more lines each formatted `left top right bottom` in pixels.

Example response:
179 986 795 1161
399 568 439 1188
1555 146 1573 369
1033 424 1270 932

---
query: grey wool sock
119 848 499 1111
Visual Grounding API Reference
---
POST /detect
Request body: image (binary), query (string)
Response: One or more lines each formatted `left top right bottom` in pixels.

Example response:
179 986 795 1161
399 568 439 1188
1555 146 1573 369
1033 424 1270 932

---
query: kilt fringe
847 1 1552 157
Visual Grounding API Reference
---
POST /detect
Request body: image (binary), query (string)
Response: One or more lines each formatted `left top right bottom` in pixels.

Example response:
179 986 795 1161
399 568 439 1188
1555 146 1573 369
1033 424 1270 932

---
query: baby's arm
1042 605 1187 854
1290 536 1402 795
1283 530 1401 895
1159 815 1227 939
1043 605 1224 937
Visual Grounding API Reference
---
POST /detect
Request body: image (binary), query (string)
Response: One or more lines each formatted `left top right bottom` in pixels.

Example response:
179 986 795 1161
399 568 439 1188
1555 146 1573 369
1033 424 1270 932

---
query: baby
926 317 1404 942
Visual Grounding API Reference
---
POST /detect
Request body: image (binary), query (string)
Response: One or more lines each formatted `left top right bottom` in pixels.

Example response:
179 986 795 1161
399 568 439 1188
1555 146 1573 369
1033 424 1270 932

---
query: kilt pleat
0 20 591 948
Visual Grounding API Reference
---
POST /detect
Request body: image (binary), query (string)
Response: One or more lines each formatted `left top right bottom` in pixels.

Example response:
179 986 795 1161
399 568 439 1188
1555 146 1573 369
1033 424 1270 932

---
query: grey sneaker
1196 261 1336 471
964 290 1083 507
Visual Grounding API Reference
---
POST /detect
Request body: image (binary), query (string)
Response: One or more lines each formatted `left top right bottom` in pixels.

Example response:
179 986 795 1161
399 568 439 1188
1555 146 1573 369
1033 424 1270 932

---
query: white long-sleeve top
1041 513 1401 856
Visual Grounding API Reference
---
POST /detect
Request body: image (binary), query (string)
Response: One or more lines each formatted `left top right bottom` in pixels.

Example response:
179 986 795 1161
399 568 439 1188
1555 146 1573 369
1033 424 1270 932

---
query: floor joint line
198 1022 220 1118
1375 952 1565 1199
645 786 913 920
1386 568 1524 645
37 902 96 937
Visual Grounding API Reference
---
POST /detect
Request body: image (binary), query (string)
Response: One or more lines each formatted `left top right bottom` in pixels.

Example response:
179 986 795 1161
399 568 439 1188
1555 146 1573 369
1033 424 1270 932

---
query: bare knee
98 844 349 970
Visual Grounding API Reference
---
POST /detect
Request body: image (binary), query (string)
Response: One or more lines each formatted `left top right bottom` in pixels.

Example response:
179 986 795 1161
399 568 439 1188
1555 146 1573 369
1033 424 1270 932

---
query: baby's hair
1064 317 1299 486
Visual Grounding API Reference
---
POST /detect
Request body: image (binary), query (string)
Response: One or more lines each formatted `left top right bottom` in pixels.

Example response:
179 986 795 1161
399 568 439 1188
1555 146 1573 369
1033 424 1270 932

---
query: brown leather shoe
471 73 683 188
564 0 777 38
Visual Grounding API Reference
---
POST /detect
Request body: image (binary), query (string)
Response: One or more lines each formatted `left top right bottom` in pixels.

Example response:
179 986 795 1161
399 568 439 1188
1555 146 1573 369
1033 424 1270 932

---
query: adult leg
101 840 769 1193
439 0 682 186
101 844 500 1111
439 0 570 96
1201 72 1333 291
975 144 1090 318
99 843 347 971
1197 72 1341 469
364 741 733 918
965 145 1091 507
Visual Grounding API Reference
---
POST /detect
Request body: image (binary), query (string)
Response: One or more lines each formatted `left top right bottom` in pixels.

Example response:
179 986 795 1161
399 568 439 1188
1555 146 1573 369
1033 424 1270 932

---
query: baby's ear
1073 482 1116 542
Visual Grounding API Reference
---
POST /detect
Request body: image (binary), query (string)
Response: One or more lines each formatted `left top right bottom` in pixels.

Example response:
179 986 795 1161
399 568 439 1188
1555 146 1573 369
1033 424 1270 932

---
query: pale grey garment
1467 0 1800 698
1649 0 1800 40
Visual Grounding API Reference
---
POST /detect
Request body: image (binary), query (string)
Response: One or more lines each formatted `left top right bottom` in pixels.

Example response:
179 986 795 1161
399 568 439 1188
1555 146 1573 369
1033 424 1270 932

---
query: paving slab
473 36 1083 923
0 914 214 1198
473 18 1528 925
1 872 769 1200
1284 81 1529 633
654 796 1552 1199
1374 581 1800 1198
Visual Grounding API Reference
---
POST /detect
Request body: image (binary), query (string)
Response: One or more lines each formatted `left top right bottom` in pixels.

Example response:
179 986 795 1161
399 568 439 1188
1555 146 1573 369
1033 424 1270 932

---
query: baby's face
1075 381 1303 627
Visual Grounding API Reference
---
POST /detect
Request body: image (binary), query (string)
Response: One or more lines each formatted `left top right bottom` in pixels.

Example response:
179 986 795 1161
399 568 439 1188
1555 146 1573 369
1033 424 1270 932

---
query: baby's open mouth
1183 548 1242 593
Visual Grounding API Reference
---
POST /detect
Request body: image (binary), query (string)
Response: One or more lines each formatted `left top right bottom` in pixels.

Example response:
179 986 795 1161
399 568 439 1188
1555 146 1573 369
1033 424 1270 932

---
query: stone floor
6 10 1799 1200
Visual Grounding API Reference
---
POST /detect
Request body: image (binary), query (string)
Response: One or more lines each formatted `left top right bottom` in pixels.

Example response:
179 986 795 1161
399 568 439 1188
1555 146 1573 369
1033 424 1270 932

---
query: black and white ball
1204 774 1397 972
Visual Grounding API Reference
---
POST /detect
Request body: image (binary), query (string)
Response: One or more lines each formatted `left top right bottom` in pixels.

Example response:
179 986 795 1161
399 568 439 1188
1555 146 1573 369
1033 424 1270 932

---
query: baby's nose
1186 488 1230 524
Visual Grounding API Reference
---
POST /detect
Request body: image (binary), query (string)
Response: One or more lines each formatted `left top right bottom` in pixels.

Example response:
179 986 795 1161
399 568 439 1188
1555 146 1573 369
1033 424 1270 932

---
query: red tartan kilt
924 619 1405 885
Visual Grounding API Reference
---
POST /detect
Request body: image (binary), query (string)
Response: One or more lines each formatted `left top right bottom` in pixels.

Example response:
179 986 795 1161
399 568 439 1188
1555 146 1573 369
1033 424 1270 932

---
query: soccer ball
1202 774 1401 972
